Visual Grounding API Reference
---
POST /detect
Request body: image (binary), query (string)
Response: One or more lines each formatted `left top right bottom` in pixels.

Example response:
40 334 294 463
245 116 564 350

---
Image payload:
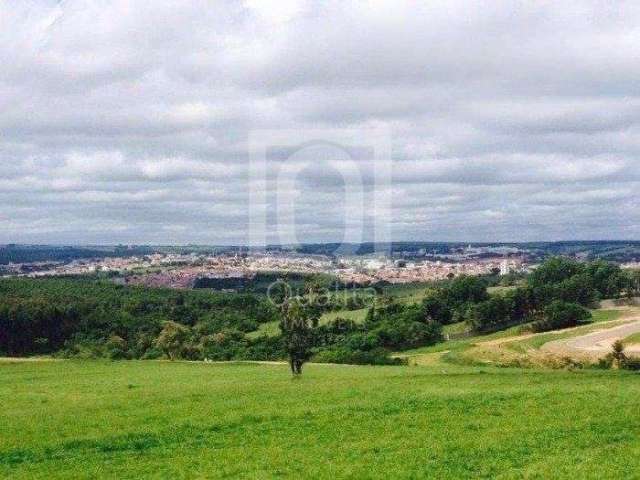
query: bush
244 335 285 361
106 335 128 360
596 354 614 369
622 356 640 371
140 347 163 360
371 316 442 350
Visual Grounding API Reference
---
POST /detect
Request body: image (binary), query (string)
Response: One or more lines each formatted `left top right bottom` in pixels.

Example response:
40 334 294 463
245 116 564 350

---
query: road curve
542 318 640 358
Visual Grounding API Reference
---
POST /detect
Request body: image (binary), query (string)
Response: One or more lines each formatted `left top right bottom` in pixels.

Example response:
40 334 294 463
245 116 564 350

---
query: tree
585 260 625 298
625 269 640 298
555 274 598 306
279 300 317 375
421 291 453 325
466 295 514 332
155 321 190 360
443 275 489 309
364 306 375 324
530 301 591 333
528 257 583 288
369 305 442 350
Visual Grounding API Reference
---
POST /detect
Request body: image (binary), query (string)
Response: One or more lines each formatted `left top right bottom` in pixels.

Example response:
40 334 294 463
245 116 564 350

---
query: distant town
4 241 640 290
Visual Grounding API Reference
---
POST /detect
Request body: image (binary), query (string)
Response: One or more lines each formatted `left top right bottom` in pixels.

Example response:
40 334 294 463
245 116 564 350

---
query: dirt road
542 316 640 358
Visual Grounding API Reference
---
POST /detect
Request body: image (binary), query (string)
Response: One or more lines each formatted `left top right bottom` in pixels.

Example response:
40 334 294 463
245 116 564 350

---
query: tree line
423 257 636 334
1 258 638 370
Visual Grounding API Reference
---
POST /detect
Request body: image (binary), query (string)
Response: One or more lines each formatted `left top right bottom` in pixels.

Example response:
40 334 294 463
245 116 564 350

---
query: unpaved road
542 317 640 358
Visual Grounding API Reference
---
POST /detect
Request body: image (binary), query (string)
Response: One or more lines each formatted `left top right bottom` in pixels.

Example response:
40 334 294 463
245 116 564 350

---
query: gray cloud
1 0 640 244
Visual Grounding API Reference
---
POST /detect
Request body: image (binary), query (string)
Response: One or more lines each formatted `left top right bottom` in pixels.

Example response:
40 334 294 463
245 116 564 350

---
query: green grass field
2 360 640 479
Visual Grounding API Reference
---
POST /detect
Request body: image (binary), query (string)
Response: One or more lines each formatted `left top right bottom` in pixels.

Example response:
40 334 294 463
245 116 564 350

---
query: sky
1 0 640 245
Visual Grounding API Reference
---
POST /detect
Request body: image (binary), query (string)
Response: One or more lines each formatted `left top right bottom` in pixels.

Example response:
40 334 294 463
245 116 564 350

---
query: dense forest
1 258 638 364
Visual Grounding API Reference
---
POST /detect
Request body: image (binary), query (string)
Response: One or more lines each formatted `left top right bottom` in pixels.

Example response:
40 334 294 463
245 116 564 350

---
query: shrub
244 335 285 361
371 316 442 350
596 354 614 369
140 347 163 360
106 335 128 360
622 356 640 371
155 321 191 360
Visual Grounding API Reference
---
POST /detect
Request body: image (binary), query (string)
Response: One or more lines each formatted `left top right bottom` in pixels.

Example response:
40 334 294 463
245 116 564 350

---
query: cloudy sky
1 0 640 245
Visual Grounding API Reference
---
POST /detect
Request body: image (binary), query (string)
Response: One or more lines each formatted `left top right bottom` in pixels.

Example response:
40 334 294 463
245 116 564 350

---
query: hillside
2 257 639 368
399 307 640 368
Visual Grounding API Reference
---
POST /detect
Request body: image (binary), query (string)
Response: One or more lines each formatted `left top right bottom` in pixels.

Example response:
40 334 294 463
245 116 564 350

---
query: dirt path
542 316 640 358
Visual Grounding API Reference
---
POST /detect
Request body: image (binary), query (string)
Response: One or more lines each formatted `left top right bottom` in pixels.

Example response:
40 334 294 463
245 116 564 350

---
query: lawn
2 360 640 479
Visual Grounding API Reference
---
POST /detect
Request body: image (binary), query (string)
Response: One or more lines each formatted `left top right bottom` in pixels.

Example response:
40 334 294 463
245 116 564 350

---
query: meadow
2 359 640 479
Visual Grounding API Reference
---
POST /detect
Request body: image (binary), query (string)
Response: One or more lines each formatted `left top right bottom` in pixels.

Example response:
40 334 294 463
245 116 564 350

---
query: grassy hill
2 359 640 479
397 308 632 368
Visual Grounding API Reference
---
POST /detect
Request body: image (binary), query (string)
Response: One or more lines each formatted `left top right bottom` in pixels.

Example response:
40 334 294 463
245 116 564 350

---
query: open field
2 360 640 479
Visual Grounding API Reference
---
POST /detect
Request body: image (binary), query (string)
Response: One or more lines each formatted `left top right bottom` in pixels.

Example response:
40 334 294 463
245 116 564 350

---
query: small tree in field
280 300 317 375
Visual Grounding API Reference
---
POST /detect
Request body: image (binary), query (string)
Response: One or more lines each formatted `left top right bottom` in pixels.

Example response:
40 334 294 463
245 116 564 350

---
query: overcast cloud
1 0 640 245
